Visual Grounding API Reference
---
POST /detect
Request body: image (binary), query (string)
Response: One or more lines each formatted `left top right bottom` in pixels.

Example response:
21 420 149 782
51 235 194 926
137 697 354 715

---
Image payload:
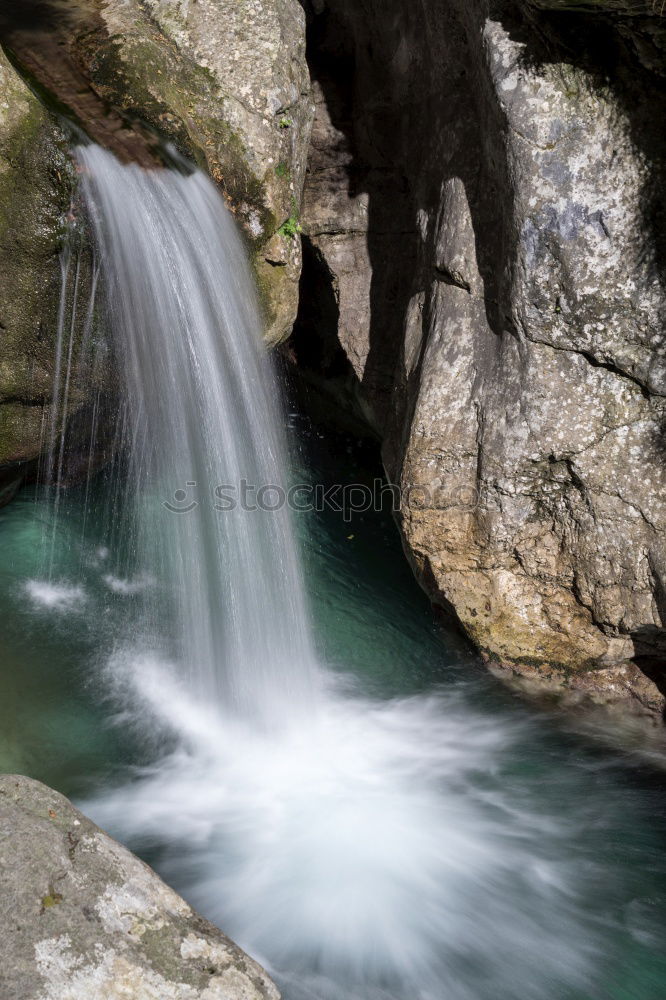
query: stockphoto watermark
163 479 480 522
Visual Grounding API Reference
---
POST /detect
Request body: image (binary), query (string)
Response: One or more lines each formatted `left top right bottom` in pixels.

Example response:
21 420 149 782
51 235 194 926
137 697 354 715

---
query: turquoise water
1 412 665 999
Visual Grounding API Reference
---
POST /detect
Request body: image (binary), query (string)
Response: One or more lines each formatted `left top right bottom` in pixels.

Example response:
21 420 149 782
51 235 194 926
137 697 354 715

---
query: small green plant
41 888 63 912
275 162 290 178
278 116 293 129
277 215 302 239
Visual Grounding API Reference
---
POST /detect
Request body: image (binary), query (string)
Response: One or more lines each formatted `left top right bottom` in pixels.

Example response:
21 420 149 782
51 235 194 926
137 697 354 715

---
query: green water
1 412 665 1000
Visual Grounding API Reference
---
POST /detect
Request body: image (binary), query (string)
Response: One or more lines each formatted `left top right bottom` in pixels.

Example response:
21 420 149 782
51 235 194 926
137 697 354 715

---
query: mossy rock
0 1 312 472
2 0 314 343
0 49 104 479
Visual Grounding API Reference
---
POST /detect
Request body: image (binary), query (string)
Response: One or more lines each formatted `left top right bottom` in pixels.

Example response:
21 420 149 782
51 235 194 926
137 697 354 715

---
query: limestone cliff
294 0 666 713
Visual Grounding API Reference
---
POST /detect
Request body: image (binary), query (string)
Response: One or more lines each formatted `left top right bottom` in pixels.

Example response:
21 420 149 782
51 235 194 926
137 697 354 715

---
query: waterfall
72 145 606 1000
76 144 319 719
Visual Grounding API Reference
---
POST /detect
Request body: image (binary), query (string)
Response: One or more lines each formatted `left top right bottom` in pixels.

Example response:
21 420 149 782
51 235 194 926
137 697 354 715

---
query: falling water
77 144 319 718
36 240 101 578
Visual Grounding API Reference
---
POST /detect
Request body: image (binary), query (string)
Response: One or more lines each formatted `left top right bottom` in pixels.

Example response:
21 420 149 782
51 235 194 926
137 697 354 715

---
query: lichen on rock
0 774 280 1000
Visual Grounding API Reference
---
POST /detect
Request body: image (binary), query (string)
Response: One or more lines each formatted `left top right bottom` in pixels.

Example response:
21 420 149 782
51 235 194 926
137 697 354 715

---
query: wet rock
0 0 314 477
0 0 314 343
0 49 104 495
0 774 280 1000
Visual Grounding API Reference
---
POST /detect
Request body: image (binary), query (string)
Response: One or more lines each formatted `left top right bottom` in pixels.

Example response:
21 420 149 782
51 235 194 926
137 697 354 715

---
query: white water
24 579 86 610
88 655 604 1000
77 144 319 721
74 146 608 999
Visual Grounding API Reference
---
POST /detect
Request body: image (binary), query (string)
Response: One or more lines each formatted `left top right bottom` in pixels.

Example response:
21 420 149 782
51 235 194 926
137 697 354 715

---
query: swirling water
0 149 664 999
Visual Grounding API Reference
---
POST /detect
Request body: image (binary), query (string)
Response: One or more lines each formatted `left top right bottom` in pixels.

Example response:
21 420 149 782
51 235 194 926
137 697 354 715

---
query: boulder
0 774 280 1000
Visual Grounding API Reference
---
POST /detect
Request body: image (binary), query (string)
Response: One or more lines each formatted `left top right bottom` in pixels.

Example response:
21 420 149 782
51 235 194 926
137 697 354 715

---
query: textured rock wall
0 48 104 501
0 774 280 1000
295 0 666 712
0 0 313 488
0 0 314 344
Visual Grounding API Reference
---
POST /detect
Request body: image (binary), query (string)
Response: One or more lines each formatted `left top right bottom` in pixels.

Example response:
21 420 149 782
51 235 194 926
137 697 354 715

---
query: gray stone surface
296 0 666 712
0 774 280 1000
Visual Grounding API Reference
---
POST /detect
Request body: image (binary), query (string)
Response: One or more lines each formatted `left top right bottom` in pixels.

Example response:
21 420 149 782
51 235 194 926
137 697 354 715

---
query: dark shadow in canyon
294 0 664 440
292 0 529 446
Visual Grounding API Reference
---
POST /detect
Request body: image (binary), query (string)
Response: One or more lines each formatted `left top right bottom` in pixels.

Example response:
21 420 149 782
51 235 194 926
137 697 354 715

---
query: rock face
0 0 313 485
295 0 666 712
0 774 280 1000
0 0 313 344
0 49 104 501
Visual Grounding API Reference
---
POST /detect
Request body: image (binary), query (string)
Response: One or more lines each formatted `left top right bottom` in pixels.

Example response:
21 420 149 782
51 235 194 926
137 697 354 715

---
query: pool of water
1 411 665 1000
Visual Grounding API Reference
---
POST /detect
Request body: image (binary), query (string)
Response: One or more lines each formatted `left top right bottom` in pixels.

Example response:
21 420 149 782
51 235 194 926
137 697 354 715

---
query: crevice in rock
530 336 659 398
290 235 347 378
285 235 376 436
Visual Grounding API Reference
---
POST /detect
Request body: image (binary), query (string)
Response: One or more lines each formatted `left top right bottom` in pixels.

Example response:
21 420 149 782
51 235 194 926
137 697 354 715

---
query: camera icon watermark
163 479 479 522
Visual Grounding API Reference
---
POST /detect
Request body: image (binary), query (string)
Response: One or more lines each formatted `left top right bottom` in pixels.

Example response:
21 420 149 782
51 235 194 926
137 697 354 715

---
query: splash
24 579 87 610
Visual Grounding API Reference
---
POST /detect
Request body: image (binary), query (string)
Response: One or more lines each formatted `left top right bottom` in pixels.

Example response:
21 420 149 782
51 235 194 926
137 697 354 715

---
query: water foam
102 573 154 595
86 652 600 1000
25 579 86 610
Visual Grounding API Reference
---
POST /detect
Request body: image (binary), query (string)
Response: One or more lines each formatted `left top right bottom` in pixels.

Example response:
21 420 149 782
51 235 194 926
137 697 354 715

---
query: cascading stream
77 145 319 720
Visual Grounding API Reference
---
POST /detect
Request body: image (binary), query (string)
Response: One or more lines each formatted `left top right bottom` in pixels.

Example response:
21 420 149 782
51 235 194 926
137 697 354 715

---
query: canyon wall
0 0 664 712
294 0 666 712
